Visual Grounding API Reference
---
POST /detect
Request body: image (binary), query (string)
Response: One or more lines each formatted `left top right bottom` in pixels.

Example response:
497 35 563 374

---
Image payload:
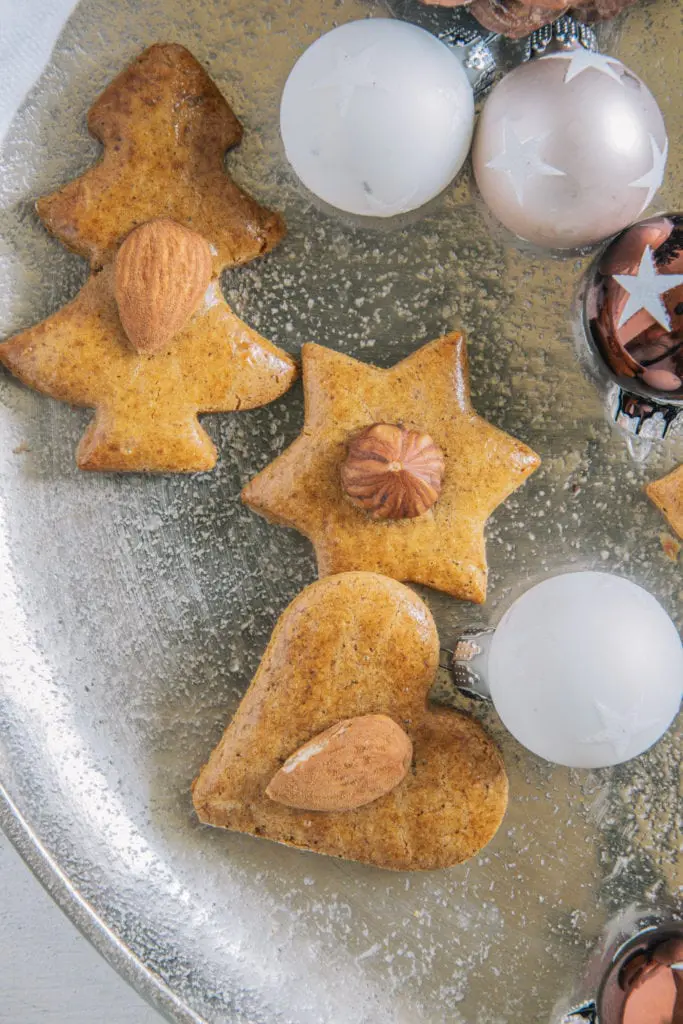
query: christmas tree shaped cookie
0 44 297 472
243 334 540 601
193 572 508 870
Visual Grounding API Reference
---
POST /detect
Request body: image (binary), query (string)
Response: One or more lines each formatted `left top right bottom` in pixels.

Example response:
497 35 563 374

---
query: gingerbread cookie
192 572 508 870
0 44 296 472
242 334 540 602
646 465 683 539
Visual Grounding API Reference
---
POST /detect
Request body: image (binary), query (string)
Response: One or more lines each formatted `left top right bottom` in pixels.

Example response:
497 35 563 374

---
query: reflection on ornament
280 19 475 218
450 572 682 769
582 213 683 448
472 37 668 249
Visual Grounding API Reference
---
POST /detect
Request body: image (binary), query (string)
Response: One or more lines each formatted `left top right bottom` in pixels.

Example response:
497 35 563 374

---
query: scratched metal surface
0 0 681 1022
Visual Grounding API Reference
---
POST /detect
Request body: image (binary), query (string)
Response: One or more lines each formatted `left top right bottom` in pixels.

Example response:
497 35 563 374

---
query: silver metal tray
0 1 680 1021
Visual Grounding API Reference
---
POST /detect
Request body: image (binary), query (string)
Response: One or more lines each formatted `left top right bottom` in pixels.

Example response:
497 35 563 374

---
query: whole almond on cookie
115 218 213 354
266 714 413 812
193 572 509 869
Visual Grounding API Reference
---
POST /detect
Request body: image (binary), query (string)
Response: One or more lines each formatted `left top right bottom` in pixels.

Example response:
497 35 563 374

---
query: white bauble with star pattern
280 19 474 218
472 46 668 250
487 572 682 769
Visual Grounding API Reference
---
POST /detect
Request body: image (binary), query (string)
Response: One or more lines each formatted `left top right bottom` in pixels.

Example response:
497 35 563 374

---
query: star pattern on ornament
582 699 664 761
362 183 420 215
242 334 540 603
614 246 683 331
486 121 566 205
629 134 669 212
540 49 624 86
313 45 382 118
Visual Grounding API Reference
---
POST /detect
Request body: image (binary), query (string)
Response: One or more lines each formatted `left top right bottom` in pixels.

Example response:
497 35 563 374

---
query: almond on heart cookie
242 334 540 602
192 572 508 870
0 44 296 472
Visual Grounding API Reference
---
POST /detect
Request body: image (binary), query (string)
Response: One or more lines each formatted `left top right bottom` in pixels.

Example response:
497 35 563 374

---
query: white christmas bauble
472 48 668 250
280 19 474 218
488 572 682 768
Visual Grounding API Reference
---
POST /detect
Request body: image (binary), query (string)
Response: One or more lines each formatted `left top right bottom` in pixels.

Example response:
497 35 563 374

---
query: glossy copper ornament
618 934 683 1024
583 214 683 442
564 922 683 1024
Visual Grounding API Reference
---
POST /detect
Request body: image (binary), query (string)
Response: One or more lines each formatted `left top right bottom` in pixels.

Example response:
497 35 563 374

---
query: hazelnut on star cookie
242 333 540 602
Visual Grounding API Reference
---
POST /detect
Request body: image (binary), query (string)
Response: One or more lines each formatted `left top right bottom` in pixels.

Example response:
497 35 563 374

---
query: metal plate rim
0 783 201 1024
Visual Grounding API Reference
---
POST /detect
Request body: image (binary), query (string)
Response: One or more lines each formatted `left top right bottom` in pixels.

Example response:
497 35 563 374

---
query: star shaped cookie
0 44 297 472
242 333 541 602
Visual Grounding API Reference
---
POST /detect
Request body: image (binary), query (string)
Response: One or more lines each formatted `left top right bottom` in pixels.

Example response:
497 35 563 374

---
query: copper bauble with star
586 214 683 401
593 924 683 1024
472 44 668 250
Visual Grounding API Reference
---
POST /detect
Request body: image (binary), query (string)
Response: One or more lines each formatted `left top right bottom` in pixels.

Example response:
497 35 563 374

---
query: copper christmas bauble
585 214 683 402
582 923 683 1024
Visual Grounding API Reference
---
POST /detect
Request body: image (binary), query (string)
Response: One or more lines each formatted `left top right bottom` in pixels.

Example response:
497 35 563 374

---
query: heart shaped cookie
193 572 508 870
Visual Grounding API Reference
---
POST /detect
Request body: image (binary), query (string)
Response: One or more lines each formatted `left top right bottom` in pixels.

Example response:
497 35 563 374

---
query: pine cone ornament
421 0 638 38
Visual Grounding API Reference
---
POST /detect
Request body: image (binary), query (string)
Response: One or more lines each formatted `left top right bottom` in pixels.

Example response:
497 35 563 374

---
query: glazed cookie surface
242 334 540 601
193 572 509 871
0 44 296 472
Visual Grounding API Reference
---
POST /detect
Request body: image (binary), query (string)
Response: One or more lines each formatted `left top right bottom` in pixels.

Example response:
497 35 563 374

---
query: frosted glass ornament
280 19 474 218
452 572 682 769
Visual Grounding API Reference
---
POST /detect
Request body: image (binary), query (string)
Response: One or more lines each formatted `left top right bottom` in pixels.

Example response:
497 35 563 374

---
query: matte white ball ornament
280 19 475 218
454 572 682 769
472 46 668 250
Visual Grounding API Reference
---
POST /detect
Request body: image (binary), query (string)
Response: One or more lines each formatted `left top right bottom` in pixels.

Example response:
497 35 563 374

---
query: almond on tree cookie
0 44 297 472
242 333 540 602
193 572 508 871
